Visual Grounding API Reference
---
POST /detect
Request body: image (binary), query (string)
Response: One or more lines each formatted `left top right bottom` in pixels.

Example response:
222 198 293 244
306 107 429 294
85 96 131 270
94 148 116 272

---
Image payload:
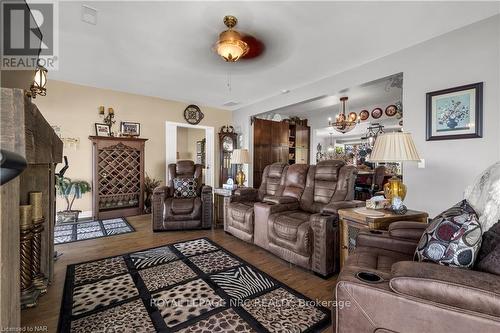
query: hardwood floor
21 215 337 332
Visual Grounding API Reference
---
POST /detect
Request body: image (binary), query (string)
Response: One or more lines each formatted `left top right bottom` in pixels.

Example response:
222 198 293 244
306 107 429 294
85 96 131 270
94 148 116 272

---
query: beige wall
35 80 232 214
176 127 205 161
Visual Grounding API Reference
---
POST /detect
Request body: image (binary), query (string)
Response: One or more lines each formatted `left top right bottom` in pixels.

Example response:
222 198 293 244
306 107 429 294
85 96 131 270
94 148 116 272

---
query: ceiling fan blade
241 35 264 59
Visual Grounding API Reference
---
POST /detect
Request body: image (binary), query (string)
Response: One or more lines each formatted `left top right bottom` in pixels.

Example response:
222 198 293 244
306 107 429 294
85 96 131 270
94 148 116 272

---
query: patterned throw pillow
414 200 482 268
173 178 198 198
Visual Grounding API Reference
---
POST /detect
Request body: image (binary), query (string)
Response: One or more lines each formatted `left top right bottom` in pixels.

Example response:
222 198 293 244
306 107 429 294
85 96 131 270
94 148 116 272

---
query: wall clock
183 104 204 124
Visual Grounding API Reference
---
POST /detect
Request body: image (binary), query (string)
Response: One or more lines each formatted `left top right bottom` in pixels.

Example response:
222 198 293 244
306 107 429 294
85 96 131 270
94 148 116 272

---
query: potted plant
55 176 91 223
144 174 161 214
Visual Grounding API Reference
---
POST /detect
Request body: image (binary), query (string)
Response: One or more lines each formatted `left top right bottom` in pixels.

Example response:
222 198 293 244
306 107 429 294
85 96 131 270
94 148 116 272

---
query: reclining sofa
225 160 363 276
335 221 500 332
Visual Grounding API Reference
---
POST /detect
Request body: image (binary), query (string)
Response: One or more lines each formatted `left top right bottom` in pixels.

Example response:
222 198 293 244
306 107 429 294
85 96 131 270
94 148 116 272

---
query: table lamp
369 132 421 204
231 149 249 187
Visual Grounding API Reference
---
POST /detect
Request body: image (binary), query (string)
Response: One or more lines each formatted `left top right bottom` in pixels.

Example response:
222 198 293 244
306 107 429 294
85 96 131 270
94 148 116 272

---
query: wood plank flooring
21 215 337 332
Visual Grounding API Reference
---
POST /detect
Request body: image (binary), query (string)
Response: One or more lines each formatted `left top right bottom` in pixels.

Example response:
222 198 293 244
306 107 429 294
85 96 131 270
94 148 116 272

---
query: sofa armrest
254 201 300 215
388 221 427 241
231 187 258 202
357 231 419 256
153 185 170 196
152 186 169 231
310 213 338 276
263 196 298 205
390 261 500 318
322 200 364 215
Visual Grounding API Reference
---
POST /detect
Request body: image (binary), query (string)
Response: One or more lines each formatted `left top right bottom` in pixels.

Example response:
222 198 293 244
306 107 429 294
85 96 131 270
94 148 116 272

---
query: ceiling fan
214 15 264 62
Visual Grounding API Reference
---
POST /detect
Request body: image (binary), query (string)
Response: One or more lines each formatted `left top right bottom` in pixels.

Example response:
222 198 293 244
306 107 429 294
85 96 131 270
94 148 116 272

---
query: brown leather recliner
152 160 212 231
225 162 287 242
335 221 500 332
254 160 363 276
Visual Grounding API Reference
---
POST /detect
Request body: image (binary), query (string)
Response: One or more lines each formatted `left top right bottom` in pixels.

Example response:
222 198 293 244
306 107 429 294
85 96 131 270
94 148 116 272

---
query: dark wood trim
426 82 483 141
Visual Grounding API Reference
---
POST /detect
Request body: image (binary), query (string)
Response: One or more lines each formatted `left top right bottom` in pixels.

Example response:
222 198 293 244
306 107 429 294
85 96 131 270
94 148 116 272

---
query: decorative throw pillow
173 178 198 198
414 200 482 268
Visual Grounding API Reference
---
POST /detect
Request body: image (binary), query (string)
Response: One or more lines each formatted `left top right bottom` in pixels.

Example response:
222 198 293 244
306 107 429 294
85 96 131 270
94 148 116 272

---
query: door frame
165 121 215 187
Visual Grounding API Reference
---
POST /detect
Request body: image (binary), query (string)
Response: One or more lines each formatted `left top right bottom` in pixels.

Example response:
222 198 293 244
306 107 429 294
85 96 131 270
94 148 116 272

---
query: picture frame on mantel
95 123 111 137
426 82 483 141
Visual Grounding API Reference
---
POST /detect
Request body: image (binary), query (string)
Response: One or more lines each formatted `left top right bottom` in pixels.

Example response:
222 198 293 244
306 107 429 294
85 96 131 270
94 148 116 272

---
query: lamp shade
369 132 421 162
231 149 250 164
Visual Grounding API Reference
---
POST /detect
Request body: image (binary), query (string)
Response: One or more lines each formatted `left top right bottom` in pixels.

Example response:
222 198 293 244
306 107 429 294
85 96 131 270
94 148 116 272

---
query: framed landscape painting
426 82 483 141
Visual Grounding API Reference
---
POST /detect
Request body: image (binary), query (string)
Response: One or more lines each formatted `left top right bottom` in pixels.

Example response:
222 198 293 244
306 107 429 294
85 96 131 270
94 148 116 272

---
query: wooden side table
338 207 428 268
213 187 237 229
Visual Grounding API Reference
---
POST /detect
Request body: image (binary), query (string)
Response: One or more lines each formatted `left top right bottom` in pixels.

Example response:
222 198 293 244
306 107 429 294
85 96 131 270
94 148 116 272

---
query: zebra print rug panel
130 246 179 269
210 266 275 300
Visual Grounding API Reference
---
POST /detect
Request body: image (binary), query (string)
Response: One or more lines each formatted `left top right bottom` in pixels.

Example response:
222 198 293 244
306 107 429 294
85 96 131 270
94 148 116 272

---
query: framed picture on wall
426 82 483 141
95 123 111 136
120 121 141 137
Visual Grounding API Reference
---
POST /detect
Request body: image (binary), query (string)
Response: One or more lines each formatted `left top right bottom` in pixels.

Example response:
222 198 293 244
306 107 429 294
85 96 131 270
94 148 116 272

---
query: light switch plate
418 159 425 169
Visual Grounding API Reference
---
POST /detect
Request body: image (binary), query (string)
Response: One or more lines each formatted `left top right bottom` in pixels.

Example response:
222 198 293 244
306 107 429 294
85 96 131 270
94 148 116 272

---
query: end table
213 187 237 229
338 207 428 269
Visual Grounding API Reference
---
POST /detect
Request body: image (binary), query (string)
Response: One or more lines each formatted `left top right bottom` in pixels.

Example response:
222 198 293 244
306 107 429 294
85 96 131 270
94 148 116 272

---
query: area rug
58 238 331 332
54 218 135 245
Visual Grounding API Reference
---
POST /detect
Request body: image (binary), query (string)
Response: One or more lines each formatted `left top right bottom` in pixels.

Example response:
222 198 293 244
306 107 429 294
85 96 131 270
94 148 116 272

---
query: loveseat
224 160 364 276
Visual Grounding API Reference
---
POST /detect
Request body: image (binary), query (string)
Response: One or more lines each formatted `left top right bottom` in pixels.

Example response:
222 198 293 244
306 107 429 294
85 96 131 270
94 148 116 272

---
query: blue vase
447 118 458 129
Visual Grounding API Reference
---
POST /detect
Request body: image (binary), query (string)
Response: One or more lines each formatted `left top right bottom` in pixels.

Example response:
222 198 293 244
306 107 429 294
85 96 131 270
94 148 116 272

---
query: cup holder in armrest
369 230 383 234
356 271 383 283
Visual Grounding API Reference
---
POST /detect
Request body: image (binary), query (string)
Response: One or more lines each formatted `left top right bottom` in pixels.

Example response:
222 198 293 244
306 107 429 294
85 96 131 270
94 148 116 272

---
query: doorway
165 121 215 187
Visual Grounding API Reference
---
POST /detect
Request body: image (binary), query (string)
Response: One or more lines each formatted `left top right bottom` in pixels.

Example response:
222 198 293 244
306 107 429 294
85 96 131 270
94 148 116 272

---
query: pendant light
329 97 357 134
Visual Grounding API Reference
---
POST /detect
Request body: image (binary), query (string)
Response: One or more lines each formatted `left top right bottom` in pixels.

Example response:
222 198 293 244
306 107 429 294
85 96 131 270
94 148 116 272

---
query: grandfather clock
219 126 237 186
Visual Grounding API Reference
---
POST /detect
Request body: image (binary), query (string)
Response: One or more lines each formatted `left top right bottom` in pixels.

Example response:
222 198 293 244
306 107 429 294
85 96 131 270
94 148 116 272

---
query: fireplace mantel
0 88 62 328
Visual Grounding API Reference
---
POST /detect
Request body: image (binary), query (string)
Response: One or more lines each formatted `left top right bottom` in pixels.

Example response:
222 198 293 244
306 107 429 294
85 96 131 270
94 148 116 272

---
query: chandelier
215 15 249 62
362 123 385 148
329 96 357 134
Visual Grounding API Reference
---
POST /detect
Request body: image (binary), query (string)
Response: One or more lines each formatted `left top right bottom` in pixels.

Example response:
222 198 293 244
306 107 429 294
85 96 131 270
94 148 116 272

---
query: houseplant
144 174 161 214
55 176 91 223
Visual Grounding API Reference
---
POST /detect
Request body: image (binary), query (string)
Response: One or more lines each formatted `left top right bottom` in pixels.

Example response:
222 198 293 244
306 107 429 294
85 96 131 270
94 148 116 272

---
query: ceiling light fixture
215 15 249 62
362 123 385 148
329 96 357 134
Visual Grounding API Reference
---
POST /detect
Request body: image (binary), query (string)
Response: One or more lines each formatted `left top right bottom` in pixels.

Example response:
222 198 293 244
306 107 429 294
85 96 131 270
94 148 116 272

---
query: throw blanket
465 161 500 232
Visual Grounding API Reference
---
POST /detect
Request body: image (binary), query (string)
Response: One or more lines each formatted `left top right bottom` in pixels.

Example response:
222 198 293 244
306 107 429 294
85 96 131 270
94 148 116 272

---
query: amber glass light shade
215 29 249 62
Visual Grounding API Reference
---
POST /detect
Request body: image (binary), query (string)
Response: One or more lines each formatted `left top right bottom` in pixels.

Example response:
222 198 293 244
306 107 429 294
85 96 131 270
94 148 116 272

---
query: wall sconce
99 106 116 136
28 65 48 98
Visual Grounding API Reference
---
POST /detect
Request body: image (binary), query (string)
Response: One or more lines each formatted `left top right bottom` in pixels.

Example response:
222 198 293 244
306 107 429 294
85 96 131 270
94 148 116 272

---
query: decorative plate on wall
183 105 204 124
348 112 358 122
385 105 397 117
359 110 369 121
371 108 383 119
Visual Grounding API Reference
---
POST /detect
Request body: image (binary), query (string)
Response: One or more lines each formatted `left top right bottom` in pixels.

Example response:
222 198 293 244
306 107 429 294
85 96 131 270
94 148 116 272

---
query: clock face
223 136 234 152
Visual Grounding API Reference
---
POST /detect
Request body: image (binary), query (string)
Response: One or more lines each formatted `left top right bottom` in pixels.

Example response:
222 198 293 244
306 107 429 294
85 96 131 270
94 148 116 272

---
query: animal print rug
58 238 331 332
54 218 135 244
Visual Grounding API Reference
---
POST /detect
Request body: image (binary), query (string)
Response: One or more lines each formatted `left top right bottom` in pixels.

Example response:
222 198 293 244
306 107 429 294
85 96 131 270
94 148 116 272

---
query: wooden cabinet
90 136 147 220
253 118 310 187
296 125 309 149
